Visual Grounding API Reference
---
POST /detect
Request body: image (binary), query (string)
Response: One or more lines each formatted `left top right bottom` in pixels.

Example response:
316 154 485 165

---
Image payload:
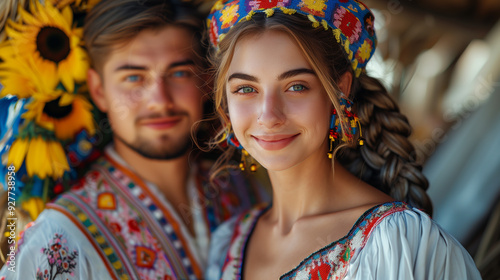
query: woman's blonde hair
209 12 433 215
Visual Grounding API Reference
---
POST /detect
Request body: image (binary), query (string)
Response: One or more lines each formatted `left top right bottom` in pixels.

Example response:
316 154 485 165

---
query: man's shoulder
0 209 111 279
55 155 119 201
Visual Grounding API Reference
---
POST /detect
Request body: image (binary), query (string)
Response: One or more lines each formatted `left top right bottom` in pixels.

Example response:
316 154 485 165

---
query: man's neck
111 141 193 227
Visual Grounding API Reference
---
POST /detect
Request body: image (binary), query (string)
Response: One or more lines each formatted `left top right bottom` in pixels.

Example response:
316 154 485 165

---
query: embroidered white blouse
206 202 482 280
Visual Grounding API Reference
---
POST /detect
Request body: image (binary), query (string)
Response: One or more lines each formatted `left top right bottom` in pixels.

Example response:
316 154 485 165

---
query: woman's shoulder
279 202 481 280
350 201 472 258
362 201 461 247
346 201 482 279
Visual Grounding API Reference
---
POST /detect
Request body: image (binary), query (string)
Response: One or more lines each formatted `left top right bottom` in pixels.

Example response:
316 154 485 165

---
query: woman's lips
252 134 299 150
140 116 182 130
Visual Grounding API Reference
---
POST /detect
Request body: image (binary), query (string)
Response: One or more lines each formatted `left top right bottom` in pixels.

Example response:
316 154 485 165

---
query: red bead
54 184 64 194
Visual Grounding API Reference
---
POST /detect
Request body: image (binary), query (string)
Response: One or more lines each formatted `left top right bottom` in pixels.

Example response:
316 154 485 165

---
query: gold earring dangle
328 96 364 158
227 132 257 172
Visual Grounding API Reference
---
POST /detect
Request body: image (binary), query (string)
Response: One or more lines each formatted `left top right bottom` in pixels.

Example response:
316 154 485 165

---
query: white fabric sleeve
347 208 482 280
0 209 113 280
205 216 239 280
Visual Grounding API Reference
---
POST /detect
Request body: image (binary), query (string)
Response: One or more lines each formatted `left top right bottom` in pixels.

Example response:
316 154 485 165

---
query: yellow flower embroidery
220 1 239 29
357 40 372 62
299 0 327 17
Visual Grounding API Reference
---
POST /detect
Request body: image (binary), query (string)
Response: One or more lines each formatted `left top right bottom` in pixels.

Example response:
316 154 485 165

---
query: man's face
89 26 205 159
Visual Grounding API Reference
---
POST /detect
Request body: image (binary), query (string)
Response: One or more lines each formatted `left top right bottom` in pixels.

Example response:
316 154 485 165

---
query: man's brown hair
83 0 206 73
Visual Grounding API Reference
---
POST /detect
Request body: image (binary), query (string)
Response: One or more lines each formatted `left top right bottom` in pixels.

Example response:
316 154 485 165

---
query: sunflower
8 136 70 179
4 1 88 93
22 91 95 140
0 46 59 98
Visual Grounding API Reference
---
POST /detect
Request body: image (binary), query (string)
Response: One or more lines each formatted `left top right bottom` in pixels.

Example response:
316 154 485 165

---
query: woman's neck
266 152 340 235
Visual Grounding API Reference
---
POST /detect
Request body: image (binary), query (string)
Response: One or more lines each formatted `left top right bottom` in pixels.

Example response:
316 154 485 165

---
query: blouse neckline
229 201 411 279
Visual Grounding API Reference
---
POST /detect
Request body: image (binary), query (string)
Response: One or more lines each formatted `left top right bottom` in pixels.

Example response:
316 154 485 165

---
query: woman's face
226 30 332 171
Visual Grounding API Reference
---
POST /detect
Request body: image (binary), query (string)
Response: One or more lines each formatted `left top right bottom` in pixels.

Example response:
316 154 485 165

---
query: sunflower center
36 27 71 63
43 97 73 119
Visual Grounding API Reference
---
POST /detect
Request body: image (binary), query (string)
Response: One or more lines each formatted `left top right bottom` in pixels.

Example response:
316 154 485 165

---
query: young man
0 0 267 279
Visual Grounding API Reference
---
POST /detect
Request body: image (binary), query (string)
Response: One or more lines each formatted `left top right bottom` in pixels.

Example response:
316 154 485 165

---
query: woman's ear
87 68 108 112
338 71 353 97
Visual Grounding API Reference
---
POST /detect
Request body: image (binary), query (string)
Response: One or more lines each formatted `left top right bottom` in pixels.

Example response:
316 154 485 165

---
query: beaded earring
327 96 364 159
226 133 257 172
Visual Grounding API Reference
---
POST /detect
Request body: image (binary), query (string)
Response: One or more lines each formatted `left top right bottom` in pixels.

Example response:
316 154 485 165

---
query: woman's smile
251 133 300 151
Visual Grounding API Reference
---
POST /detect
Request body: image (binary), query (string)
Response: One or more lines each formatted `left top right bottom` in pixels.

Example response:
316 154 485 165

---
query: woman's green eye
289 84 305 91
237 87 255 94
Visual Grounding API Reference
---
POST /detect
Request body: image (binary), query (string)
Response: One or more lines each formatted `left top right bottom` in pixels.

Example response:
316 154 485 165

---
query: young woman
205 0 482 279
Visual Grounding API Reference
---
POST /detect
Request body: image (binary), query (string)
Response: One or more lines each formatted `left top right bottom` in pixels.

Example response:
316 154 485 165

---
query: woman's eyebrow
228 68 315 83
277 68 316 80
228 73 259 82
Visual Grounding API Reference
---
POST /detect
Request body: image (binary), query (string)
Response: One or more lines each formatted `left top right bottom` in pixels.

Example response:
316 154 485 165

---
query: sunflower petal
61 45 88 84
38 114 56 131
61 6 73 25
42 1 71 33
4 22 26 40
58 93 74 106
35 1 51 25
0 72 34 98
18 7 40 27
26 56 58 92
26 136 52 179
48 141 69 178
73 27 83 38
0 43 16 59
58 66 74 93
7 138 29 170
86 0 100 11
53 95 95 139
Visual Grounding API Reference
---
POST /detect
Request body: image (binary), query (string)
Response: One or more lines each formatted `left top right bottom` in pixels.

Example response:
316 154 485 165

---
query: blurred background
363 0 500 278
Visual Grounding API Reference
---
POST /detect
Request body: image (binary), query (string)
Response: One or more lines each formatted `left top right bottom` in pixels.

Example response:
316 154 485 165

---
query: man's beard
114 132 192 160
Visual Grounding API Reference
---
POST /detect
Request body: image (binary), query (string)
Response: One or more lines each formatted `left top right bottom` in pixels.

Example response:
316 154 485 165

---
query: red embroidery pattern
248 0 291 11
332 7 362 43
36 233 78 280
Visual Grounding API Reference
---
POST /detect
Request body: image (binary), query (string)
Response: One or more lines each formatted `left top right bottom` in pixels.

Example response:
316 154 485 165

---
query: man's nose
146 77 174 111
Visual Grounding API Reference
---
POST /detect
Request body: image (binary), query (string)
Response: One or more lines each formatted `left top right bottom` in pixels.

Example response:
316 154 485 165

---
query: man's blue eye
126 75 140 82
172 71 189 78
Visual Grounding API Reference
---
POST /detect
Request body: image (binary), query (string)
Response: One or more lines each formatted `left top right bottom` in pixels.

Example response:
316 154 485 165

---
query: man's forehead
104 27 198 71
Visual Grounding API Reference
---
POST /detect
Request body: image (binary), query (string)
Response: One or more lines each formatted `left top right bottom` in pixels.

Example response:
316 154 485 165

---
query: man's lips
139 116 182 129
252 134 299 150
